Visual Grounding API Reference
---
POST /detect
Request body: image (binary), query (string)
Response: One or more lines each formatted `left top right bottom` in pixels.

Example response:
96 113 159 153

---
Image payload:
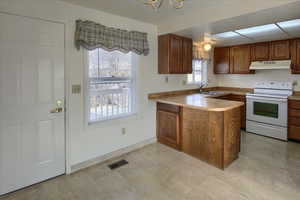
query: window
187 59 208 85
87 48 136 123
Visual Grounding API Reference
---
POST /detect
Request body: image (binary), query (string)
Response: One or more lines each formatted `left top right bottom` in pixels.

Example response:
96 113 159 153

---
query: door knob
50 100 64 113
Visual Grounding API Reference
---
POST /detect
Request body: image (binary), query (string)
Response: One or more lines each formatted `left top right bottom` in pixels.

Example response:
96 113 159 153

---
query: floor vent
108 159 128 170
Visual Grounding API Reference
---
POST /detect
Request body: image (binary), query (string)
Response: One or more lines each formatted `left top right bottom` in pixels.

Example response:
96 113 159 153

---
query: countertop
289 95 300 100
155 93 244 112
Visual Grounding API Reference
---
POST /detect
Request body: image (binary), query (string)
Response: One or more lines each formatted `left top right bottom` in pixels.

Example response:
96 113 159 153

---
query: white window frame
187 59 208 85
84 49 137 125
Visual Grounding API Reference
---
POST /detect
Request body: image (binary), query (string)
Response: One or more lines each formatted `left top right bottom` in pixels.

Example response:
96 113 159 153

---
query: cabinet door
214 47 230 74
230 45 252 74
270 40 290 60
251 42 270 61
182 37 193 74
169 35 183 74
289 126 300 141
291 39 300 74
157 110 180 149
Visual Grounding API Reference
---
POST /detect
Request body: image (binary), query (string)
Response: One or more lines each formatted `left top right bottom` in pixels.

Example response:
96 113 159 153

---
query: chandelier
143 0 185 10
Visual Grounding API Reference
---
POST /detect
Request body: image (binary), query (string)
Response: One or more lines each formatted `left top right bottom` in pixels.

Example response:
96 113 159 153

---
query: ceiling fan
142 0 186 10
195 34 217 52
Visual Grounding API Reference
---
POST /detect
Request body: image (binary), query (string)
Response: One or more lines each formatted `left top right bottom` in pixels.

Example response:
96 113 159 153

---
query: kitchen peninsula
150 92 244 169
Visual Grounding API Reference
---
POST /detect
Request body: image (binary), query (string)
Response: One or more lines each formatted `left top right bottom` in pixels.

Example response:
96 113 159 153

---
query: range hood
249 60 291 70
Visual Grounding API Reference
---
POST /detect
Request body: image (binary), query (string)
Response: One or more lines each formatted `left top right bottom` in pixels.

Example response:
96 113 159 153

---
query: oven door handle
246 96 288 102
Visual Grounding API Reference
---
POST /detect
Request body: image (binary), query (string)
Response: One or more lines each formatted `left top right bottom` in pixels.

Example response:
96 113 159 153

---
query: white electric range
246 81 293 141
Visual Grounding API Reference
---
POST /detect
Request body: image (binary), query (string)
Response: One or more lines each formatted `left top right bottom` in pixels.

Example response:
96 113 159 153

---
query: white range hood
249 60 291 70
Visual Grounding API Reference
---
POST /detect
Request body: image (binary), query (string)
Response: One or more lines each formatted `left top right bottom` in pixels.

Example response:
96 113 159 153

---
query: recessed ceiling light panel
277 19 300 37
235 24 279 35
212 31 240 39
277 19 300 28
235 23 288 41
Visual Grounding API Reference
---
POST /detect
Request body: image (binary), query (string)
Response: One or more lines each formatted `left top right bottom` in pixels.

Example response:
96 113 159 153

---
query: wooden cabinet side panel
289 99 300 110
214 47 230 74
158 35 170 74
182 108 224 169
223 107 241 168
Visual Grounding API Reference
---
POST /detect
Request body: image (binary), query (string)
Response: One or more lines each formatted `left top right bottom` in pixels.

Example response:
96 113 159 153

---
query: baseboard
70 137 157 174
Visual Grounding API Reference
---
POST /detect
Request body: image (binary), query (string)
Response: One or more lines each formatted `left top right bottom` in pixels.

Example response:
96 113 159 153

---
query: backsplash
215 69 300 91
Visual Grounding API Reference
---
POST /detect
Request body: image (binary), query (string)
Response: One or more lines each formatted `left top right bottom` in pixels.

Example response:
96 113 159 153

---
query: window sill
88 112 137 126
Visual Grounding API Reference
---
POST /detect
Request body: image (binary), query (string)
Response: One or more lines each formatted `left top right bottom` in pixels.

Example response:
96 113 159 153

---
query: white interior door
0 13 65 195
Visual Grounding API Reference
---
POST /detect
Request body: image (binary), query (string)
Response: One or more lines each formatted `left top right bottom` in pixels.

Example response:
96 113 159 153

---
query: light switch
72 84 81 94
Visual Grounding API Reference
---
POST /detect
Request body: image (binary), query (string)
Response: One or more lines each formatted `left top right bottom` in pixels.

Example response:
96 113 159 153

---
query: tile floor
1 131 300 200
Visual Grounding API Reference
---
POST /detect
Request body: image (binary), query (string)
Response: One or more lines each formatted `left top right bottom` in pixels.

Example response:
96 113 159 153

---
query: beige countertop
155 93 244 112
289 95 300 100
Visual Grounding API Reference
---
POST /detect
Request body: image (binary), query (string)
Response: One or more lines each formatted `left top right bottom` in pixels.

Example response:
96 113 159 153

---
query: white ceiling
59 0 300 46
60 0 226 25
60 0 299 30
175 1 300 46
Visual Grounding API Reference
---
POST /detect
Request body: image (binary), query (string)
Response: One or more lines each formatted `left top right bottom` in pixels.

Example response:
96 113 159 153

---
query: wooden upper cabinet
291 39 300 74
214 47 230 74
169 35 183 73
230 45 252 74
158 34 193 74
251 42 270 61
270 40 290 60
182 37 193 74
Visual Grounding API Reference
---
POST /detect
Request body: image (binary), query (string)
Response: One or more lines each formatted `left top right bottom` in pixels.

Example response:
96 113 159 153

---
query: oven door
246 96 287 127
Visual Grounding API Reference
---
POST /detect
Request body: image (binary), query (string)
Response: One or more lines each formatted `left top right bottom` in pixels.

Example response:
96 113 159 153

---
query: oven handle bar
246 96 288 102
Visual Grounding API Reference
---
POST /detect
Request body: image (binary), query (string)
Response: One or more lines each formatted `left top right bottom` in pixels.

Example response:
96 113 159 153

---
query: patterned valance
75 20 149 56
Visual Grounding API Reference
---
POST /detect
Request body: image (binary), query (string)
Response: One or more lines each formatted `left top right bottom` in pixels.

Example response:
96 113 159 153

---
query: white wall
0 0 208 171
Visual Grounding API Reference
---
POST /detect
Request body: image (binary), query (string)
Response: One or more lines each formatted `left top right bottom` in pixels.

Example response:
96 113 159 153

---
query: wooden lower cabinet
157 103 181 150
156 102 241 169
288 100 300 141
213 94 246 129
181 107 241 169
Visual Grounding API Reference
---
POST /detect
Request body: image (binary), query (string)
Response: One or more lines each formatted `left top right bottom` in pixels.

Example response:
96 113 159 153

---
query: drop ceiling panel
277 19 300 37
212 32 253 46
235 24 289 42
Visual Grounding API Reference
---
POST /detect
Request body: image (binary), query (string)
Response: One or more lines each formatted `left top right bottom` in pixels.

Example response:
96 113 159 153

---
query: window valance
75 20 149 56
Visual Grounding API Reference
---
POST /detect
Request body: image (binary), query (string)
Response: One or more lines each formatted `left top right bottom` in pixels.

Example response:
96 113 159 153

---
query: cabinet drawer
289 125 300 141
289 100 300 110
157 102 180 113
289 117 300 126
289 109 300 118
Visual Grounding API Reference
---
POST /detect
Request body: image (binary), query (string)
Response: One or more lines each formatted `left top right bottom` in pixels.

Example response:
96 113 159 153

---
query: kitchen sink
200 91 226 95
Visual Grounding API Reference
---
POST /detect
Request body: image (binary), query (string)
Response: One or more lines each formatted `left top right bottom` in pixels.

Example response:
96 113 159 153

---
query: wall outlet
122 128 126 135
182 80 187 85
293 81 298 86
72 84 81 94
165 76 169 83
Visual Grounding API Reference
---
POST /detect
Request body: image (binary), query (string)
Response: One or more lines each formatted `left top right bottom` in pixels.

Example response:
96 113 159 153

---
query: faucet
199 82 208 93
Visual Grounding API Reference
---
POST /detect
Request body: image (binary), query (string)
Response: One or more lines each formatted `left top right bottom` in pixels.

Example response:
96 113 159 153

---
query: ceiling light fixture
143 0 185 11
203 43 212 52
